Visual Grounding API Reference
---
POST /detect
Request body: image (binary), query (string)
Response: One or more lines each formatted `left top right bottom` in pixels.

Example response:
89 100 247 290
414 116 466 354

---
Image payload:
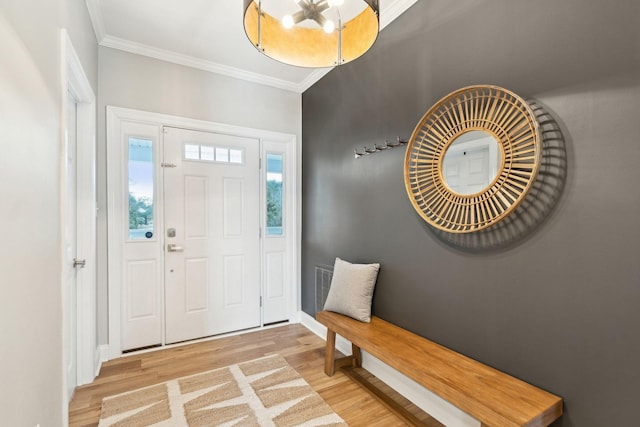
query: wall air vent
314 265 334 314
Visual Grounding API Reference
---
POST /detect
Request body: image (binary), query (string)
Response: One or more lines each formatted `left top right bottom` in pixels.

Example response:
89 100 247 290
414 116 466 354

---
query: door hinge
260 296 263 307
259 227 262 238
161 162 177 168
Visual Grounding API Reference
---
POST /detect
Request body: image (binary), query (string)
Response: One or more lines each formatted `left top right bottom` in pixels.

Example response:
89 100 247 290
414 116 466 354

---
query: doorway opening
106 108 298 359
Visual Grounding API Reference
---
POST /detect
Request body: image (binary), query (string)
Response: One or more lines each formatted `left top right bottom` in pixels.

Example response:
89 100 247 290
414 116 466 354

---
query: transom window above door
184 142 244 164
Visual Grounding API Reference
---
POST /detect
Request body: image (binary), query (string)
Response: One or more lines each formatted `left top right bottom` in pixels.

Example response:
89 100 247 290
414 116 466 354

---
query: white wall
97 46 302 344
0 0 97 424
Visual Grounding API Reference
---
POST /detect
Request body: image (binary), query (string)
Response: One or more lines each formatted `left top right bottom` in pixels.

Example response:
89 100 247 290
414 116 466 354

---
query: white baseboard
299 311 480 427
99 345 109 366
94 345 103 378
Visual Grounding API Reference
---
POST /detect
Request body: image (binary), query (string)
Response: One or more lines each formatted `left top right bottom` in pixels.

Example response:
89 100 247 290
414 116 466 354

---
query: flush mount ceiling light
243 0 380 68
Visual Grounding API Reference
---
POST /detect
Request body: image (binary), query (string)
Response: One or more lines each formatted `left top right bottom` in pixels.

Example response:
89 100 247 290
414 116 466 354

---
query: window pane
216 147 229 162
266 153 283 236
229 149 243 164
129 138 154 240
185 144 199 160
201 145 215 161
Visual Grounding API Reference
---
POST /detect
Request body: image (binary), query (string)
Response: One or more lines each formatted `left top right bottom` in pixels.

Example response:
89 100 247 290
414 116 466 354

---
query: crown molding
86 0 418 93
85 0 105 43
298 0 419 91
298 68 334 92
100 35 304 92
381 0 418 30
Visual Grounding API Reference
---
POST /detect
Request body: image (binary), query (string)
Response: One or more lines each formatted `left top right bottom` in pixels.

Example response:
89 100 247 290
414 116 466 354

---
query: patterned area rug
98 355 347 427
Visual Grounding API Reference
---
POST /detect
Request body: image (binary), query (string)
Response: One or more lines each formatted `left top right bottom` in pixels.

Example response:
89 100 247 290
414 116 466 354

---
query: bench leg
324 329 363 376
352 344 362 368
324 329 337 376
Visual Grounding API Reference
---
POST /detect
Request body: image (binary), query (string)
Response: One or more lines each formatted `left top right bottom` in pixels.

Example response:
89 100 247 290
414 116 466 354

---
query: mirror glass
442 130 502 195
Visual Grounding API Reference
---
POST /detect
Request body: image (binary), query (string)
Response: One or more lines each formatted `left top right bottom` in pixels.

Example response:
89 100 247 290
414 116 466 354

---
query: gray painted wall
301 1 640 426
0 0 98 424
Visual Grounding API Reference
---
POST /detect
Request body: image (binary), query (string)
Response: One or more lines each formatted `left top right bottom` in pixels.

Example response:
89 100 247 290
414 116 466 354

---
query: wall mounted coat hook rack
354 137 408 158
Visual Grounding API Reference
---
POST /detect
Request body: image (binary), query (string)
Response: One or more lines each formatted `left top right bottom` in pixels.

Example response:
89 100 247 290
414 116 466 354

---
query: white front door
163 127 261 344
108 108 298 358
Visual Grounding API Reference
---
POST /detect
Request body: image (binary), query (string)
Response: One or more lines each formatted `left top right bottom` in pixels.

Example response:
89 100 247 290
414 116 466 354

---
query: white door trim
60 29 97 418
106 106 299 360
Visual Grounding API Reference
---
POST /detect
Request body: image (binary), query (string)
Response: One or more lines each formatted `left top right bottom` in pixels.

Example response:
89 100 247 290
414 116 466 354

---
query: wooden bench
316 310 563 427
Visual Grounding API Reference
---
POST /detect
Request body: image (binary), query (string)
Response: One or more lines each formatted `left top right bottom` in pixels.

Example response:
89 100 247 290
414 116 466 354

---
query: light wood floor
69 323 440 426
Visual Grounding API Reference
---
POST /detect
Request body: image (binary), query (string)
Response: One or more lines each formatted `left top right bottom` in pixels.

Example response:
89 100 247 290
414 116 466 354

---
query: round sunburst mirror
404 85 541 233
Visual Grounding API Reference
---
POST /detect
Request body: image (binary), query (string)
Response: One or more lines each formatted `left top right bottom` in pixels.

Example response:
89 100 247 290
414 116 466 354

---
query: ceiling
85 0 417 93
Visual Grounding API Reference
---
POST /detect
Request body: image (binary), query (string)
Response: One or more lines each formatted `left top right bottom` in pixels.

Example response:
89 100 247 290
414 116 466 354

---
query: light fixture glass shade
243 0 380 68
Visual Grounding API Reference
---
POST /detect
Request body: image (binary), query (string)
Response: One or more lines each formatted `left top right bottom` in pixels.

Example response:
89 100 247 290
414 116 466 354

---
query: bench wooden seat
316 310 562 427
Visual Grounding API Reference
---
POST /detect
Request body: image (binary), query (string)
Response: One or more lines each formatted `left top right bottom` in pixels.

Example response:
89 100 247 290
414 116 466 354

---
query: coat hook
352 137 409 159
365 146 377 153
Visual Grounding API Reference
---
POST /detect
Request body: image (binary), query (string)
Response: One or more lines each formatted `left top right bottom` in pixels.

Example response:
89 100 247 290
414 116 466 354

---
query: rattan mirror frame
404 85 541 233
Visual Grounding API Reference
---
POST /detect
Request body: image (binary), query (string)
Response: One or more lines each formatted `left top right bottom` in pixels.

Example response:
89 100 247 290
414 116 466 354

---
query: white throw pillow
323 257 380 322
